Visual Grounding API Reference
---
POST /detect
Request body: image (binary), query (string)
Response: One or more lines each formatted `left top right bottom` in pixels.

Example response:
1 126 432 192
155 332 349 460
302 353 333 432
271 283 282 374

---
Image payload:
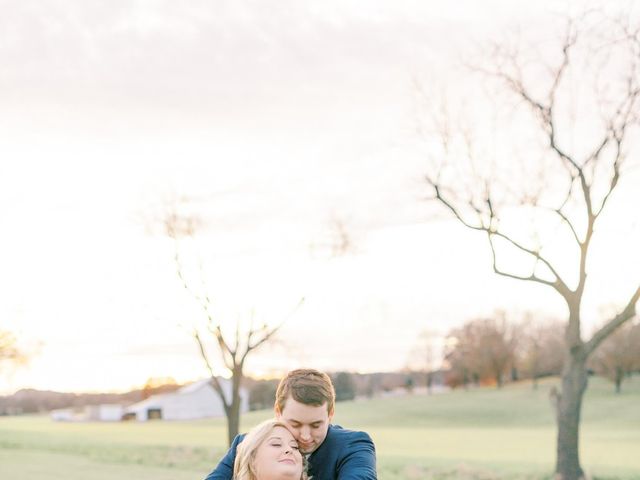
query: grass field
1 376 639 480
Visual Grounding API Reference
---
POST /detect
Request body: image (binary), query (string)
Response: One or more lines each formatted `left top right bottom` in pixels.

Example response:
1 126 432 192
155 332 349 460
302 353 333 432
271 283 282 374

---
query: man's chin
299 444 315 454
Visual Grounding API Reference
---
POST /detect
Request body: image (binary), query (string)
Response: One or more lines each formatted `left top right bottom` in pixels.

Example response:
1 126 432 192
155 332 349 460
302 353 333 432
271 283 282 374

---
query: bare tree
310 214 359 259
443 326 477 389
518 317 564 389
161 202 302 446
477 315 519 388
591 320 640 393
407 329 441 394
444 314 518 388
422 12 640 480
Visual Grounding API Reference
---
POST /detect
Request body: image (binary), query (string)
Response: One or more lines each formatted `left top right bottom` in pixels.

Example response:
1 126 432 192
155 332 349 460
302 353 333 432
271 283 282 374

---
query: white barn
124 378 248 421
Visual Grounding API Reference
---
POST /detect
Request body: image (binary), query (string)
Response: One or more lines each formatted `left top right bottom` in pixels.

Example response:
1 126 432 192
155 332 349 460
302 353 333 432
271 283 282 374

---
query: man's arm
203 434 244 480
336 431 377 480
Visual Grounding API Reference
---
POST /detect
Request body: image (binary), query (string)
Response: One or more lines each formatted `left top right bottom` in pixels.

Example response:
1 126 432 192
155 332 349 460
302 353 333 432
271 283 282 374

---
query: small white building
50 408 75 421
85 404 124 421
124 378 248 421
50 404 124 422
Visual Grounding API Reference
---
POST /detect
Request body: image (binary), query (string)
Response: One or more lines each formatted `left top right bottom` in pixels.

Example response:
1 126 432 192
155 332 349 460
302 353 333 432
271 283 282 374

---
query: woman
233 419 309 480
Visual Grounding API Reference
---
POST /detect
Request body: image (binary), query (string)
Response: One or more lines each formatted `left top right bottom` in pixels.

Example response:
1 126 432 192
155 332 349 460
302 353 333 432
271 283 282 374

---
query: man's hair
233 419 308 480
275 368 336 415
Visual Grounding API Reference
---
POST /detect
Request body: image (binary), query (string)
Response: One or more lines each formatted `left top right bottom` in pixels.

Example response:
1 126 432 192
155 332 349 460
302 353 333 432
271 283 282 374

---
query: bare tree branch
194 330 229 410
240 297 305 365
550 206 582 246
430 176 571 297
585 284 640 355
489 230 569 291
487 233 565 292
594 87 640 217
428 181 485 232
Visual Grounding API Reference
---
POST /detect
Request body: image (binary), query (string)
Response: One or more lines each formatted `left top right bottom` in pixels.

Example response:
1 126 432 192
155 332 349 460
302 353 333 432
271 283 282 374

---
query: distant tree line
2 371 433 416
6 317 637 416
0 389 139 415
247 373 361 410
246 370 448 410
0 379 181 415
588 321 640 393
442 313 640 393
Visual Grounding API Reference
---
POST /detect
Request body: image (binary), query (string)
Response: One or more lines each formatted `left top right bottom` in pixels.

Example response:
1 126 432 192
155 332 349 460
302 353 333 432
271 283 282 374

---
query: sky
1 0 639 394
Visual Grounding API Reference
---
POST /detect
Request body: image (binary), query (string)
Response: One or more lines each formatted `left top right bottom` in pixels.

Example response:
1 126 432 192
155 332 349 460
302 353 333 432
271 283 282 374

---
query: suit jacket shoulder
309 424 377 480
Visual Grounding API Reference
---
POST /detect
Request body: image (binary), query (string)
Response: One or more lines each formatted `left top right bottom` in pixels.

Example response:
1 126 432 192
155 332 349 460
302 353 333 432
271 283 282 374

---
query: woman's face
253 425 303 480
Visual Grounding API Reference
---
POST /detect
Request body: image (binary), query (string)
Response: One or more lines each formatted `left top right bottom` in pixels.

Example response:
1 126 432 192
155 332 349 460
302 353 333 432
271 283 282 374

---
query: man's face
276 396 333 454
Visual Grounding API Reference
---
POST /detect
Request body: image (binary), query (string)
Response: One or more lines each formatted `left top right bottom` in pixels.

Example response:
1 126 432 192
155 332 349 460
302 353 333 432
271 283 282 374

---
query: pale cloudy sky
1 0 638 394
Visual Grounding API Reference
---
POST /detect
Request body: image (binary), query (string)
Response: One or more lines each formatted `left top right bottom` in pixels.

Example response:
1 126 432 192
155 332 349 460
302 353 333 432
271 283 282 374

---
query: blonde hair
233 419 309 480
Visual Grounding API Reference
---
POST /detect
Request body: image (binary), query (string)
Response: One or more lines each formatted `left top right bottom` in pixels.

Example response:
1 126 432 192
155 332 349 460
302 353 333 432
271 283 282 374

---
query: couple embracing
204 369 377 480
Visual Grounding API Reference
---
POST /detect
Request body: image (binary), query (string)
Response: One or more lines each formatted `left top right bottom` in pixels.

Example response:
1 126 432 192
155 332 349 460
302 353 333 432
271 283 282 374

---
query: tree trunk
227 398 241 446
615 368 622 394
226 368 244 446
555 353 588 480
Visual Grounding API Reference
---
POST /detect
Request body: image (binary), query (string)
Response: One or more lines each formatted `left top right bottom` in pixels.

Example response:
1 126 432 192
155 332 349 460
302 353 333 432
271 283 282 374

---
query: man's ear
274 406 282 419
328 408 334 422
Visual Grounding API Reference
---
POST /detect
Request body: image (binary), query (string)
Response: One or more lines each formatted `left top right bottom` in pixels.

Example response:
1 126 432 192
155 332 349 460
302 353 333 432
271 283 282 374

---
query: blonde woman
233 419 309 480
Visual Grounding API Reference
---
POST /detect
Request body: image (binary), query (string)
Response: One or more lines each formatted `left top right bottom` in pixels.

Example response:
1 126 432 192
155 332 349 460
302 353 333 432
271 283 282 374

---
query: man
204 369 377 480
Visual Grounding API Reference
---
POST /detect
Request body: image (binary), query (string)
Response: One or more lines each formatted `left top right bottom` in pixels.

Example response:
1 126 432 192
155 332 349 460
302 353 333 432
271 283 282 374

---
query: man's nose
299 426 311 440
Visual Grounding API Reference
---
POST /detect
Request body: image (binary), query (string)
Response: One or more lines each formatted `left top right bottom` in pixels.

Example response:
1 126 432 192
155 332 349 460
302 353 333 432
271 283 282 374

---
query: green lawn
1 376 638 480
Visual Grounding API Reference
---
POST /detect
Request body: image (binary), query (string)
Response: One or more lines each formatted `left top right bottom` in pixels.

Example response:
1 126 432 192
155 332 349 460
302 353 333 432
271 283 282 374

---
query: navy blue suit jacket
204 424 377 480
